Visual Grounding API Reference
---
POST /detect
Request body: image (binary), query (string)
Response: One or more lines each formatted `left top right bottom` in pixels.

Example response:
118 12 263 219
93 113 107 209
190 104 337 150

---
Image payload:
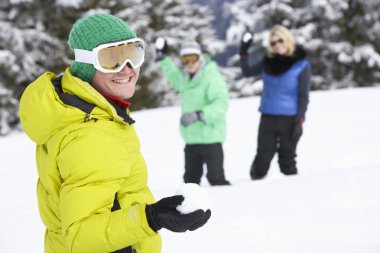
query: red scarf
97 90 131 109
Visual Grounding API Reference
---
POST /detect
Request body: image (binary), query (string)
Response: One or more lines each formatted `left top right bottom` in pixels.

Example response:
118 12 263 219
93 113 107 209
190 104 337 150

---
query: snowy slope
1 87 380 252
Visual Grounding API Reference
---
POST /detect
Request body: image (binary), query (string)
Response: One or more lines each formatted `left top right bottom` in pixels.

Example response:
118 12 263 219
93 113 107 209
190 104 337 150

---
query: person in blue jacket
239 25 311 180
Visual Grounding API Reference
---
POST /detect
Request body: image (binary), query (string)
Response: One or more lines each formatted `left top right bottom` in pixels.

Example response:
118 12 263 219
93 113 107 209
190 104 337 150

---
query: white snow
176 183 210 214
1 87 380 252
55 0 83 8
242 32 253 43
155 37 166 50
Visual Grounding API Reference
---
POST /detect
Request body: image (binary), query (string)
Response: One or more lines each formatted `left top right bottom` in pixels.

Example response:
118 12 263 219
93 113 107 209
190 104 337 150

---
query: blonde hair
267 25 295 57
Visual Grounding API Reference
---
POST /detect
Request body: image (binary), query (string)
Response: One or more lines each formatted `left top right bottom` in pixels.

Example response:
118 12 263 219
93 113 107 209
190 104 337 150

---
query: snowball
243 32 253 43
176 183 210 214
155 37 165 50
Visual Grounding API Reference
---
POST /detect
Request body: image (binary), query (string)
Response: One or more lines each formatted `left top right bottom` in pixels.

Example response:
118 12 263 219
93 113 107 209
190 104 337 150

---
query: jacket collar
263 46 306 76
61 70 135 125
61 68 135 123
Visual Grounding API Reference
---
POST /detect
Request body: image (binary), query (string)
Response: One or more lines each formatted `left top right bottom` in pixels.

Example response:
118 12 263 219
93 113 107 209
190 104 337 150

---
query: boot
209 179 231 186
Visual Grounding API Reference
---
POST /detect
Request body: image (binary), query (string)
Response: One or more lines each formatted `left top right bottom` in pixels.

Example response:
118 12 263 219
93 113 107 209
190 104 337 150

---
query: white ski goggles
74 38 145 73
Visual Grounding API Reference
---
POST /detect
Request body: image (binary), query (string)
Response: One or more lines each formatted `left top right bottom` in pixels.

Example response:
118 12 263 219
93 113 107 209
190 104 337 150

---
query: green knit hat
68 13 136 83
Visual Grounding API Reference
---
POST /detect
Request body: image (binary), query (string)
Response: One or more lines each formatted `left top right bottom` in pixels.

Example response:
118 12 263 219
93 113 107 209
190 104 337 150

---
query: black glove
239 32 253 56
145 195 211 232
291 119 303 141
155 37 168 61
180 111 204 127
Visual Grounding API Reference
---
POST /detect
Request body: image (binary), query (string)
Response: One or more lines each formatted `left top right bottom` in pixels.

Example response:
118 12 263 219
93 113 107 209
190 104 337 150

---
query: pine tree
0 0 66 135
306 0 380 88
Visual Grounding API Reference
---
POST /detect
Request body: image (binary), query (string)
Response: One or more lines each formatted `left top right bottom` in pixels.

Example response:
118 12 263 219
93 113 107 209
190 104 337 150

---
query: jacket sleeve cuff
141 204 160 235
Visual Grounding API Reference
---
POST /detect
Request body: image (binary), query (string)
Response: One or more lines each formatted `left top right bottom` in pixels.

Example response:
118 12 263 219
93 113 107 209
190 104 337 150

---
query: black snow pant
184 143 228 185
250 114 302 178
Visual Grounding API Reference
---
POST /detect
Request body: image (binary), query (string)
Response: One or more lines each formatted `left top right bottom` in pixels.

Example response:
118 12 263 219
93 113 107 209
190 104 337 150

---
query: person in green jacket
19 14 210 253
155 38 230 186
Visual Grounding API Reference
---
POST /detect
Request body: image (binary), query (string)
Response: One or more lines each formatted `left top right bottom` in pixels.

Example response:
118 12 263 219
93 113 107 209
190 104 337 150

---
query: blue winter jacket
260 60 310 116
240 47 311 120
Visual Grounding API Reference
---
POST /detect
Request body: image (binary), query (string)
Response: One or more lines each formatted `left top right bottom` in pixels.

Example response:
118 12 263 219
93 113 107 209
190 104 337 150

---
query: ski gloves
291 118 303 141
180 111 204 127
145 195 211 232
155 37 168 61
239 32 253 56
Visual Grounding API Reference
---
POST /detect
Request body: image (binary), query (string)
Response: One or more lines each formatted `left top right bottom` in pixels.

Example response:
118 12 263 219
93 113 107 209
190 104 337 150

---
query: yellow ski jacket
19 69 161 253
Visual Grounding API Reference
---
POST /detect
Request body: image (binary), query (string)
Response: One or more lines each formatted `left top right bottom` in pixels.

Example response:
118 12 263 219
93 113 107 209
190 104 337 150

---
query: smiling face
91 64 140 99
270 34 289 56
184 58 202 74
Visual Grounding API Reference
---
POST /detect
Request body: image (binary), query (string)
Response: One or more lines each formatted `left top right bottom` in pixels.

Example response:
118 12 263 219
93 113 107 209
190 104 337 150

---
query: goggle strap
74 49 95 65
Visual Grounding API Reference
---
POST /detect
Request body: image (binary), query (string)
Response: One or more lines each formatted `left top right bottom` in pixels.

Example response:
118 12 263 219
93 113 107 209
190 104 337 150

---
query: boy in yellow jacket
19 13 210 253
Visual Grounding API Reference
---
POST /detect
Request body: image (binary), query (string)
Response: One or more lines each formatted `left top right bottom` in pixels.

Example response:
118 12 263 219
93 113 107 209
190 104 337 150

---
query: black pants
251 114 302 177
184 143 227 185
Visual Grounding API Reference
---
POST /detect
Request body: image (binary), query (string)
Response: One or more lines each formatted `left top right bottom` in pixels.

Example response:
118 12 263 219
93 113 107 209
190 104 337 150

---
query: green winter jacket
159 56 228 144
19 69 161 253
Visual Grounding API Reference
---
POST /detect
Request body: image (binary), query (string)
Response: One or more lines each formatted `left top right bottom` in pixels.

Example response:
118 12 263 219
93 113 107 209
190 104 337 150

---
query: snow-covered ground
1 87 379 252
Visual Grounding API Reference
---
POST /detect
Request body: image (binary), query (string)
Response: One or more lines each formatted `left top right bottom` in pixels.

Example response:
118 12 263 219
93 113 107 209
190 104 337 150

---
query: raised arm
158 57 184 92
239 32 263 77
155 37 184 92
